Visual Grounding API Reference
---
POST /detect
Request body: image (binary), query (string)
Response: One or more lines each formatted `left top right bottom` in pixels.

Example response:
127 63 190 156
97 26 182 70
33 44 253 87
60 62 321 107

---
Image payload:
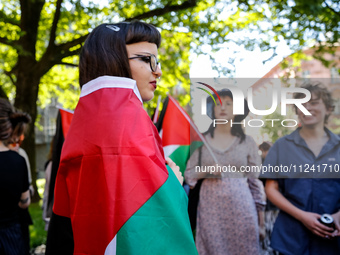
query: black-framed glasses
128 54 160 72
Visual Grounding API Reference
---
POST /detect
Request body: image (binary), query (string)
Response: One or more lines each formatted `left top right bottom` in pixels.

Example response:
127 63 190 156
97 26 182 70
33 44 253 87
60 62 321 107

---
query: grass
29 178 47 249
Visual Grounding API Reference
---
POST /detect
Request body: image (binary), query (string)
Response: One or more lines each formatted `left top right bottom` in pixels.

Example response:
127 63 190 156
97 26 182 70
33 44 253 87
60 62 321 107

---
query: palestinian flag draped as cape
156 96 204 175
47 76 197 255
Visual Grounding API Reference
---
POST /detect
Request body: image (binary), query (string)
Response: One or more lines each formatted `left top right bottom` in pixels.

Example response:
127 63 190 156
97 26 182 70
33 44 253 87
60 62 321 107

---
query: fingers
165 157 176 168
312 220 335 238
166 157 183 185
177 172 184 185
332 230 340 237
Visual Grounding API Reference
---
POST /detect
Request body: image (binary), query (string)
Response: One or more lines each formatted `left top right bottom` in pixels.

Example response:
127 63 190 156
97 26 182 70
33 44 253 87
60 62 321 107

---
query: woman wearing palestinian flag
46 21 197 255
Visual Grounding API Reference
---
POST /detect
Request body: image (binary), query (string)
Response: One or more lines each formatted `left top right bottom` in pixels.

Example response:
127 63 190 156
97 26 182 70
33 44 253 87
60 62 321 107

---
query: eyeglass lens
150 55 157 72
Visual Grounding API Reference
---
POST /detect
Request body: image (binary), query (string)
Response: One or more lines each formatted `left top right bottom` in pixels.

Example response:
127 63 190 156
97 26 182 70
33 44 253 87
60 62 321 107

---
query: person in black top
0 98 31 255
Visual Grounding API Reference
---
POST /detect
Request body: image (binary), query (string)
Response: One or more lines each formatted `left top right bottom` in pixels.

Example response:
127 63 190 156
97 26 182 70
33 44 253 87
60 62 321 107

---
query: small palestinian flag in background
156 96 206 175
47 108 74 218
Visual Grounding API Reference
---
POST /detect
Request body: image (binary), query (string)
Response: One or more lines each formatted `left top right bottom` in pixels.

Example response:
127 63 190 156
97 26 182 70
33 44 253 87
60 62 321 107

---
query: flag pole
153 95 162 124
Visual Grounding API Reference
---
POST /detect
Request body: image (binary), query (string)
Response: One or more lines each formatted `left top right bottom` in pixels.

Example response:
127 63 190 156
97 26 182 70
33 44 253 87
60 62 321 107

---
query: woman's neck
0 141 9 152
207 125 235 151
214 122 232 135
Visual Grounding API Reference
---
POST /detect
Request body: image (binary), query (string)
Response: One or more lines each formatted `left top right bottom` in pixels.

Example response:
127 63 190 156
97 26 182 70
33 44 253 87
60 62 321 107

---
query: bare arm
265 179 334 238
18 190 31 209
258 210 265 240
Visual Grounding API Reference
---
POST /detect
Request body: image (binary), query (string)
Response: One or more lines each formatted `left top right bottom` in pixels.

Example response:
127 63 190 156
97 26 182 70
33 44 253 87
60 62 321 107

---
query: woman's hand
298 211 335 238
166 157 183 185
18 190 31 209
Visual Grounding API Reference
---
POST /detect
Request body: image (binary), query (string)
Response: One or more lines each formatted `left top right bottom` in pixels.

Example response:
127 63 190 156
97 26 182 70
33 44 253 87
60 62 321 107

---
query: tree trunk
0 87 8 99
15 68 41 203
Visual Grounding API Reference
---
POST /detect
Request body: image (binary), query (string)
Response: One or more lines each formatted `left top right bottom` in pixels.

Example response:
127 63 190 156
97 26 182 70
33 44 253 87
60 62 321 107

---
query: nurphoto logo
196 81 312 128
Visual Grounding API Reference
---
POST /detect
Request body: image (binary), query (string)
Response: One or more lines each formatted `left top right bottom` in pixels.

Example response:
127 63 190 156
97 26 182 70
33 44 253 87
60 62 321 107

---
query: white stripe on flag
105 235 117 255
80 75 143 103
163 144 180 158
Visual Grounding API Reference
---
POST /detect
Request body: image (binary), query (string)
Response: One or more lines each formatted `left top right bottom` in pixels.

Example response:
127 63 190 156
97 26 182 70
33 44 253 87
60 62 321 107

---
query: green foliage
260 109 296 143
2 0 337 109
39 64 80 110
249 0 340 56
29 179 46 248
0 0 277 111
29 202 46 248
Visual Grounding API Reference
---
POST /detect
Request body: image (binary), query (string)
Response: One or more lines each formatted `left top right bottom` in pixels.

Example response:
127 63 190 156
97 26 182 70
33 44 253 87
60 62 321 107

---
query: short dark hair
0 98 31 142
79 20 161 87
294 81 334 124
259 141 272 151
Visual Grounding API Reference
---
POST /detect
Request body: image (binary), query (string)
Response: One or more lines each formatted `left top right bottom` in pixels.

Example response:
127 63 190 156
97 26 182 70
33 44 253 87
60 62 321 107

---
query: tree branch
39 0 199 74
48 0 63 48
56 34 88 52
323 1 340 18
57 61 78 67
0 36 18 47
37 32 86 77
38 45 82 76
54 46 82 64
125 0 197 21
4 70 16 87
0 10 20 26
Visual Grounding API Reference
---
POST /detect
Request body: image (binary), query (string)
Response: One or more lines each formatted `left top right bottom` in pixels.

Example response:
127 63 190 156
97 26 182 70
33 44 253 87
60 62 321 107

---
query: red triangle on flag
59 108 74 138
161 96 202 147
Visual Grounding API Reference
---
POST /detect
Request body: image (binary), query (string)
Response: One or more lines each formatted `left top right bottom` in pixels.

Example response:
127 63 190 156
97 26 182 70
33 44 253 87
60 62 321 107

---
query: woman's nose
153 64 162 78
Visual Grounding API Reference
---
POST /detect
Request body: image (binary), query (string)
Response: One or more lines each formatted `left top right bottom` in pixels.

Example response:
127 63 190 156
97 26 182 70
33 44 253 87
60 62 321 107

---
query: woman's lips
150 81 157 89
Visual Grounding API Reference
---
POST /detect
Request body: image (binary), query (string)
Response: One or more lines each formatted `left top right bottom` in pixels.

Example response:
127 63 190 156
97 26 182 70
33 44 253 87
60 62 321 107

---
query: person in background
42 141 53 231
185 89 266 255
264 82 340 254
0 98 31 255
259 141 279 255
7 133 34 255
259 141 272 164
46 21 197 255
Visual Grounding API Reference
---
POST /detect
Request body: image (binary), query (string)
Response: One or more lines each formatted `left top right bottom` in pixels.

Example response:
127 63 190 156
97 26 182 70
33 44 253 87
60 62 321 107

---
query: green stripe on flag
169 141 204 175
169 145 190 175
116 167 197 255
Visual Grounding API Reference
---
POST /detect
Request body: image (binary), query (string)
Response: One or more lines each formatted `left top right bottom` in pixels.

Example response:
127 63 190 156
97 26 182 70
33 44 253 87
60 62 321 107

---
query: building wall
34 101 59 178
